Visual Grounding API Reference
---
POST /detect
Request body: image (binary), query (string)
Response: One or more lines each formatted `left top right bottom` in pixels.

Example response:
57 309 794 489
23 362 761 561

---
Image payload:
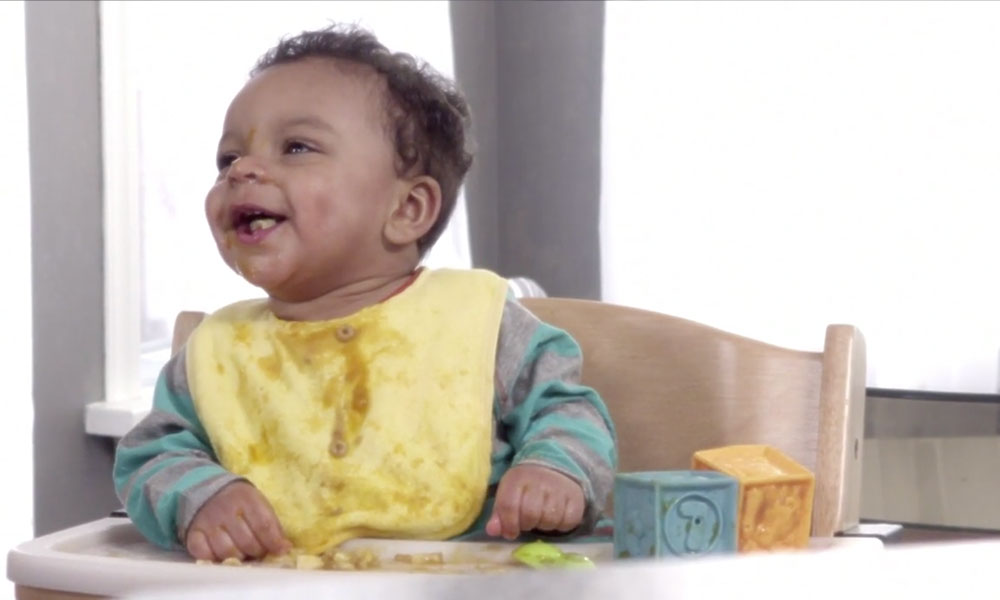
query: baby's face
205 58 408 301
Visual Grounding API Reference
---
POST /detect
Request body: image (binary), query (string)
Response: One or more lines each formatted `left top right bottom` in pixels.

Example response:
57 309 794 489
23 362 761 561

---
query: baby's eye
216 153 239 171
284 140 313 155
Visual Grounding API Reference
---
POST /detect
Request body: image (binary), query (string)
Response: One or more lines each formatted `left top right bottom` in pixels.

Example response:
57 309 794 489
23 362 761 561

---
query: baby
113 24 617 562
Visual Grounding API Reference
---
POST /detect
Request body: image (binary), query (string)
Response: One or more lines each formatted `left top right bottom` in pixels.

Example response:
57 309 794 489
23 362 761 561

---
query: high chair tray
7 517 882 597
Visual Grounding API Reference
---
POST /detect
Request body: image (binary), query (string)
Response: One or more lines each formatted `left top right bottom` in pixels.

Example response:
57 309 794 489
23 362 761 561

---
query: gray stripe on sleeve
166 350 190 399
532 400 609 431
120 449 215 509
509 352 582 409
494 298 542 413
145 453 217 507
117 409 195 450
519 428 615 519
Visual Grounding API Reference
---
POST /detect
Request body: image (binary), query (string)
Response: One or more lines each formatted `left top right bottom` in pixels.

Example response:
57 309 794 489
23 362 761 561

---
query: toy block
613 470 738 559
692 445 815 552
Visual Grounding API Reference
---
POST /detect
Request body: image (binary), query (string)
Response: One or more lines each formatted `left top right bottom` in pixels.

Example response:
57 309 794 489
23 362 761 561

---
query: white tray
6 517 883 597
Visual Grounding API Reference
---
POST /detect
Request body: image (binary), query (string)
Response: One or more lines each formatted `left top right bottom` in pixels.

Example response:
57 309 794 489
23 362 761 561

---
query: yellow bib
186 269 508 553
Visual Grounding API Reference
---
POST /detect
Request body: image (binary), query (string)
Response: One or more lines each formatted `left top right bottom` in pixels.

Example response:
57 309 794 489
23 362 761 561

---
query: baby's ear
384 176 442 247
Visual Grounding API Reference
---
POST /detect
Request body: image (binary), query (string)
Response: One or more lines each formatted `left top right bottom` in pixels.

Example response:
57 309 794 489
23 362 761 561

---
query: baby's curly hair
252 24 473 254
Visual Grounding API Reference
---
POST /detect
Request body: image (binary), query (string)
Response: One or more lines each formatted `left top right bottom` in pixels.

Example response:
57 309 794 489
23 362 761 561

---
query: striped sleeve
494 297 618 529
112 348 242 549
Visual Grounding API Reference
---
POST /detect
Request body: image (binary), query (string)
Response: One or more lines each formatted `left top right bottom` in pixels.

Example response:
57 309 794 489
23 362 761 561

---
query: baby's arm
488 298 618 539
113 350 289 559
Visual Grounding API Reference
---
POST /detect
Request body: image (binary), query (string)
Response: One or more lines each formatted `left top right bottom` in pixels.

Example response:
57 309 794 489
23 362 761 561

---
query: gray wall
451 1 605 300
25 0 118 535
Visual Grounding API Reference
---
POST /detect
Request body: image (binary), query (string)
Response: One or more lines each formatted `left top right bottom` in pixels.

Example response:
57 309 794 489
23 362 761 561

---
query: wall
1 2 35 593
451 1 605 300
25 0 119 535
861 391 1000 529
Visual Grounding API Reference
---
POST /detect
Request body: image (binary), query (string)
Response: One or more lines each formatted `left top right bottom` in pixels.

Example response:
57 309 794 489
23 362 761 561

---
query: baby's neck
267 269 420 322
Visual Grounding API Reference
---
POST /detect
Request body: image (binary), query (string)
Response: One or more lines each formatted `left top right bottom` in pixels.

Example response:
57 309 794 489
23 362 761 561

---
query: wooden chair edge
813 324 867 536
171 311 206 355
522 297 829 356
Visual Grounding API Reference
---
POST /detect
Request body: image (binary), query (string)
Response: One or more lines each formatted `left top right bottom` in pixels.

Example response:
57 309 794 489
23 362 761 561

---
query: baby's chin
214 241 277 289
221 253 282 294
239 268 282 295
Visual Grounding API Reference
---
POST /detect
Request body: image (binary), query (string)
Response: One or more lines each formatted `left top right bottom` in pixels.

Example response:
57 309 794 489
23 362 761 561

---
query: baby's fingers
205 526 243 561
485 514 503 537
557 495 586 532
517 487 546 532
490 481 526 540
242 497 292 555
227 513 265 558
186 528 214 561
535 496 567 532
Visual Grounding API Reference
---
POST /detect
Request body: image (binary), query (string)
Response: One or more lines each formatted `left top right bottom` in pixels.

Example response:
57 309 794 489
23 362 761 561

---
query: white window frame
85 0 148 436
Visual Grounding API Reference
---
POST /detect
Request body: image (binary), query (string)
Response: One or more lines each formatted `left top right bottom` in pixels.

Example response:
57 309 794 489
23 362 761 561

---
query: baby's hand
185 481 292 562
486 464 585 540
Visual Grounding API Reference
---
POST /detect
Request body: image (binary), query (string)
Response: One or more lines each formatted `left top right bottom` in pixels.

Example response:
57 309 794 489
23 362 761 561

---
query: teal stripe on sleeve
113 361 229 549
499 316 617 523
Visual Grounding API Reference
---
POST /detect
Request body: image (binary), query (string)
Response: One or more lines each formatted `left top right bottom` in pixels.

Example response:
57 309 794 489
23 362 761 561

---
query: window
88 1 467 436
601 1 1000 393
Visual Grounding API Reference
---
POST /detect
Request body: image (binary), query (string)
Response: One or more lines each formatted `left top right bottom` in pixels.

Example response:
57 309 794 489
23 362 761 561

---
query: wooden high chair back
520 297 866 537
171 298 866 537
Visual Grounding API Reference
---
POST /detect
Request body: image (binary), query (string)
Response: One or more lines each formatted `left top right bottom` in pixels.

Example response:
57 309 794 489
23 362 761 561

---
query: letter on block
613 470 738 559
692 445 815 552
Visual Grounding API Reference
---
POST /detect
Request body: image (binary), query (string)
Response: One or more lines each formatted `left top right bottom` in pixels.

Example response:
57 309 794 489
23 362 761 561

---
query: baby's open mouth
230 205 288 236
230 204 287 244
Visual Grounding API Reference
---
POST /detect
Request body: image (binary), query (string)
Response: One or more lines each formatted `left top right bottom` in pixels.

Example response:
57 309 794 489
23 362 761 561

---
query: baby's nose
227 155 269 184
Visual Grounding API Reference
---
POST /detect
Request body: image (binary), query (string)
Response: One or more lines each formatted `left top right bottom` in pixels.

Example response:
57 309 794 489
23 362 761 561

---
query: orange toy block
692 445 815 552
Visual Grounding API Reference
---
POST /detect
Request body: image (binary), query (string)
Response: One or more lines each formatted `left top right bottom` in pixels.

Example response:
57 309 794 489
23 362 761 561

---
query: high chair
520 297 866 538
170 298 866 538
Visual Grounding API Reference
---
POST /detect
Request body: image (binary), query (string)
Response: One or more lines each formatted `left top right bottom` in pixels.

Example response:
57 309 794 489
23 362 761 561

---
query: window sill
85 394 151 438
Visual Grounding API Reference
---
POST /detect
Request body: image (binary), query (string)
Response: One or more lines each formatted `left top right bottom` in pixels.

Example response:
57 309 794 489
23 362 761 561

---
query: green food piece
512 540 596 570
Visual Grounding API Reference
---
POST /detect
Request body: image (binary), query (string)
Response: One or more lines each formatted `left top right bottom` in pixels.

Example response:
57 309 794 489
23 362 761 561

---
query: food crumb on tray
196 548 381 571
393 552 444 565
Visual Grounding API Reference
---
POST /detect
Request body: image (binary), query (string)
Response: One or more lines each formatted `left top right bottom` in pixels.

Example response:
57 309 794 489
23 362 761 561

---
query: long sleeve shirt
114 296 617 550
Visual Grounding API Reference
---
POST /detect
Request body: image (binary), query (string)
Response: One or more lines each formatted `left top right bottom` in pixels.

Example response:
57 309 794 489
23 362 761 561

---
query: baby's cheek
219 234 240 273
204 186 229 233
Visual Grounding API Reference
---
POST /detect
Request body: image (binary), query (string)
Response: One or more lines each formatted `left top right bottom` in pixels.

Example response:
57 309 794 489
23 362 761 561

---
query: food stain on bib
257 351 282 380
186 269 507 553
271 318 379 459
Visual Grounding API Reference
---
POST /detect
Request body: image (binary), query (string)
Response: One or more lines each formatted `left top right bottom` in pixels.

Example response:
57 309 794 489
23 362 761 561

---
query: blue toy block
613 470 739 559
